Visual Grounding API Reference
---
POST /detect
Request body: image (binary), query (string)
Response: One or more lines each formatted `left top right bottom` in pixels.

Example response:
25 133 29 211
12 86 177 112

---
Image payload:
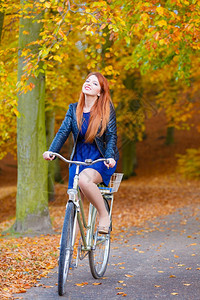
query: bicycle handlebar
49 152 109 166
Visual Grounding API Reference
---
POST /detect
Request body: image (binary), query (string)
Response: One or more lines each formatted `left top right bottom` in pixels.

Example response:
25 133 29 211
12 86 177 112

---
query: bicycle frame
67 163 114 265
67 164 99 261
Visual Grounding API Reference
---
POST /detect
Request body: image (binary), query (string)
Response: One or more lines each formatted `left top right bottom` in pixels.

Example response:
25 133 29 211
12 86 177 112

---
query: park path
15 205 200 300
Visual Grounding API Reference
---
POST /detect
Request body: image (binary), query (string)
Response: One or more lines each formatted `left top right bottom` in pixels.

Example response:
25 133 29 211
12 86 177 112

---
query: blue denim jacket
49 102 119 161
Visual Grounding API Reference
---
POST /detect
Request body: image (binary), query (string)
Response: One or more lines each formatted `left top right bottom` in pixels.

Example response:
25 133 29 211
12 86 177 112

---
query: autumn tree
0 1 4 43
0 1 19 160
1 0 200 186
14 0 51 233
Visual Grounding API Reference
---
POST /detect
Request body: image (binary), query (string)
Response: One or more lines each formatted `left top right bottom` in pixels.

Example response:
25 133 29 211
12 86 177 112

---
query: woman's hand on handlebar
43 151 55 161
104 158 116 168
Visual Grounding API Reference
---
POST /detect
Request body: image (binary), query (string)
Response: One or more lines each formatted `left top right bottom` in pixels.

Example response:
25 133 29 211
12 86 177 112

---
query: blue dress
68 112 117 189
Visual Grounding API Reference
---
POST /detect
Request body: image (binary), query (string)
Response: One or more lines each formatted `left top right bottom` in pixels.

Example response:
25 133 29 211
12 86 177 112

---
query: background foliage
0 0 200 175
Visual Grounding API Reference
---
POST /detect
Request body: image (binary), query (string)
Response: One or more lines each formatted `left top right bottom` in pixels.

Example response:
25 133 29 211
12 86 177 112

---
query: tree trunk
14 1 52 234
101 26 112 69
165 126 174 145
46 110 55 201
0 2 4 44
54 158 64 183
122 134 137 179
119 72 143 179
0 0 4 45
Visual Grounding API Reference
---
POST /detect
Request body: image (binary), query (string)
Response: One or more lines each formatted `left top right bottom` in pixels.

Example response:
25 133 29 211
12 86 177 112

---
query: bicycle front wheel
89 198 111 278
58 201 75 296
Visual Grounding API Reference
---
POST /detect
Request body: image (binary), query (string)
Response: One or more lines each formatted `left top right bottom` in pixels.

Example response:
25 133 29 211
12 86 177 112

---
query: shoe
97 225 110 234
98 213 110 234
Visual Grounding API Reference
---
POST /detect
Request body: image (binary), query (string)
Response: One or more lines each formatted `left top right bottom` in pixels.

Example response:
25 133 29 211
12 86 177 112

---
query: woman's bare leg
78 168 110 228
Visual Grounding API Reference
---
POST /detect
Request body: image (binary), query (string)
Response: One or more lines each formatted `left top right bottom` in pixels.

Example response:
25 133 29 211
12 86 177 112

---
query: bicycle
49 152 123 296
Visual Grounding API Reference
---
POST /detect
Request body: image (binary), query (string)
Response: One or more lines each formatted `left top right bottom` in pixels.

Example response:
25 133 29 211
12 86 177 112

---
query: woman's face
82 75 101 97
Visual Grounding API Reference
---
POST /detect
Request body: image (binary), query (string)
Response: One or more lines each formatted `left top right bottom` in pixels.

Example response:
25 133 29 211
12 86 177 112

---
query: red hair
76 72 111 143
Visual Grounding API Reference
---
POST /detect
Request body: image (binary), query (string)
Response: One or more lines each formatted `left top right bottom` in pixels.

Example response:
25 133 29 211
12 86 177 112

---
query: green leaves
1 0 200 160
177 148 200 179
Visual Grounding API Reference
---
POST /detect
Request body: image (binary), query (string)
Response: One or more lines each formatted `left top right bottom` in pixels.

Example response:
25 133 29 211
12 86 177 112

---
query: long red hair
76 72 111 143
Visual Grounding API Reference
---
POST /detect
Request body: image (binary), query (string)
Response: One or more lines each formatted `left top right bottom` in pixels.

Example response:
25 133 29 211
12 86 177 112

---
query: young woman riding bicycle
43 72 119 234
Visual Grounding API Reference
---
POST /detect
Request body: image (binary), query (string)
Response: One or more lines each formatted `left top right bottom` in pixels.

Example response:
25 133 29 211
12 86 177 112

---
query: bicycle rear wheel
58 201 75 296
88 198 111 278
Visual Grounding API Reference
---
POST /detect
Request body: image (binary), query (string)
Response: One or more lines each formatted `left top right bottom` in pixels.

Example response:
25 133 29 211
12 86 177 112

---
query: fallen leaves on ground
1 174 200 298
112 175 200 234
116 291 127 296
0 235 59 298
75 282 88 287
171 292 179 295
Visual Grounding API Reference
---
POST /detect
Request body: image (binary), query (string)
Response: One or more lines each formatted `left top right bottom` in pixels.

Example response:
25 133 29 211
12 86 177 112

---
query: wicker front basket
98 173 123 194
108 173 123 192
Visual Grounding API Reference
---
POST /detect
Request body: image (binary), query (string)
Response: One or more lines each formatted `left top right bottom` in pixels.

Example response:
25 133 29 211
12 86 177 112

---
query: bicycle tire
58 201 75 296
88 198 111 278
